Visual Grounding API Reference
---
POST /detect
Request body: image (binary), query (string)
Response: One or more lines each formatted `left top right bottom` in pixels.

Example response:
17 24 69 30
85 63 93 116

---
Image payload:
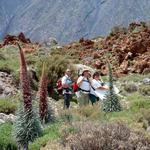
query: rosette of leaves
103 62 122 112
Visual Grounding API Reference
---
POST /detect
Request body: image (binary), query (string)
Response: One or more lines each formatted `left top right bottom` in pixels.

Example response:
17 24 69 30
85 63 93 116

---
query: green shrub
0 99 17 114
139 85 150 96
29 123 60 150
36 55 74 86
0 123 17 150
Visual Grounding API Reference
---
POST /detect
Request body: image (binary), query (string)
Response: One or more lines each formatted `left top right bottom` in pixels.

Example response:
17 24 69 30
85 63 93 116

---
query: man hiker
61 69 73 109
77 69 91 106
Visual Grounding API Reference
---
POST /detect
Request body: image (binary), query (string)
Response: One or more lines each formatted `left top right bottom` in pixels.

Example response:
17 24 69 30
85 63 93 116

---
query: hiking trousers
63 93 71 109
78 92 89 106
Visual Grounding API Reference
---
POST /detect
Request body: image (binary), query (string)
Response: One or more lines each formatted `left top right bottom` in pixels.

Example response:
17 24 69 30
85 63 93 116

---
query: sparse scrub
65 122 150 150
59 110 73 124
74 105 101 120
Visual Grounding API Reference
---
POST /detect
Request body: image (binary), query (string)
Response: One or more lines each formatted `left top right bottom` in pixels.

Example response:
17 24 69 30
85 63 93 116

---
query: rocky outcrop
2 32 31 46
0 72 18 98
0 33 40 53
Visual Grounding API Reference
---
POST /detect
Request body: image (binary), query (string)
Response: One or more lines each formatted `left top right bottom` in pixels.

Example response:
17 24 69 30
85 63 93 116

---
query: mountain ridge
1 0 150 43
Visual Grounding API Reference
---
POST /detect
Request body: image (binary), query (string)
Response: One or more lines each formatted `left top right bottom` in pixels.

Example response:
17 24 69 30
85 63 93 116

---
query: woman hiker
89 72 108 105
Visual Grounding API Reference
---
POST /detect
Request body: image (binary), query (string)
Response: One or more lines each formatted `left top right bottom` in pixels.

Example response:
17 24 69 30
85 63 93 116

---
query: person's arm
97 86 108 90
77 76 84 87
93 80 108 90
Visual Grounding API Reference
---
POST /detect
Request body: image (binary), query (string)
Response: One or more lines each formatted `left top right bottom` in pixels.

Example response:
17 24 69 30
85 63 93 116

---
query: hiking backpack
72 82 79 92
56 78 63 94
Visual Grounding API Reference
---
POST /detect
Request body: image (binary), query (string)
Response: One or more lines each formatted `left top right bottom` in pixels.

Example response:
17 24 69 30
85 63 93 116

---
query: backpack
72 82 79 92
56 78 63 94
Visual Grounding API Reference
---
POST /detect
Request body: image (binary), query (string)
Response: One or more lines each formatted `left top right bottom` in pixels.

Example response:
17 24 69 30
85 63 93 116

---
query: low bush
124 83 138 93
59 110 73 124
65 122 150 150
0 123 17 150
139 85 150 96
0 99 17 114
72 105 102 121
141 109 150 126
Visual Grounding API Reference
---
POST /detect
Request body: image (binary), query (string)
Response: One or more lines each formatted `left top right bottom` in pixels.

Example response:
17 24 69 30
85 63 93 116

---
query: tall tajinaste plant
39 62 48 123
13 44 42 150
18 44 32 111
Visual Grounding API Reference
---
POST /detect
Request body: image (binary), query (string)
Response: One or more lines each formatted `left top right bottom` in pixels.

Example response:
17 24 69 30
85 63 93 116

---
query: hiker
89 72 108 104
77 69 91 106
61 69 73 109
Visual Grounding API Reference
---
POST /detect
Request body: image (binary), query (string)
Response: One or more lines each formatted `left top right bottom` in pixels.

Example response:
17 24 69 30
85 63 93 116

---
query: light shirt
90 79 102 95
61 74 72 94
77 76 90 92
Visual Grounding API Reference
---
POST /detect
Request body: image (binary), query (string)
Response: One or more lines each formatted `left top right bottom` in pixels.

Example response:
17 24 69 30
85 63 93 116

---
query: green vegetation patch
0 98 17 114
29 123 60 150
0 123 17 150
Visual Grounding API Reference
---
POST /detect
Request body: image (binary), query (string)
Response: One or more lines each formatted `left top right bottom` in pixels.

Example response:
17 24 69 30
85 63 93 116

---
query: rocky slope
62 22 150 77
0 22 150 77
1 0 150 43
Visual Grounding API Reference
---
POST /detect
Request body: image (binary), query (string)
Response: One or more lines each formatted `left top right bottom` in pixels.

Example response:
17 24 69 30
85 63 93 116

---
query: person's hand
104 85 109 90
63 84 69 88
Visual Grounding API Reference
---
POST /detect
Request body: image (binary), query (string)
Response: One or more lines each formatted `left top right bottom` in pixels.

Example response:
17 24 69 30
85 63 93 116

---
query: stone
4 86 13 95
0 71 18 98
147 126 150 133
0 113 16 123
0 119 5 124
143 78 150 85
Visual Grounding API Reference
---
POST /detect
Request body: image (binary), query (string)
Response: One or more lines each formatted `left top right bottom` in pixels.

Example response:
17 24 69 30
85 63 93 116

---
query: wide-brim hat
82 68 90 74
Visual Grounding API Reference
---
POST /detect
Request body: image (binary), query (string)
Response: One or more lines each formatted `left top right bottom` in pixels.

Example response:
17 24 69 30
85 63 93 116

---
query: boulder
0 72 18 98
